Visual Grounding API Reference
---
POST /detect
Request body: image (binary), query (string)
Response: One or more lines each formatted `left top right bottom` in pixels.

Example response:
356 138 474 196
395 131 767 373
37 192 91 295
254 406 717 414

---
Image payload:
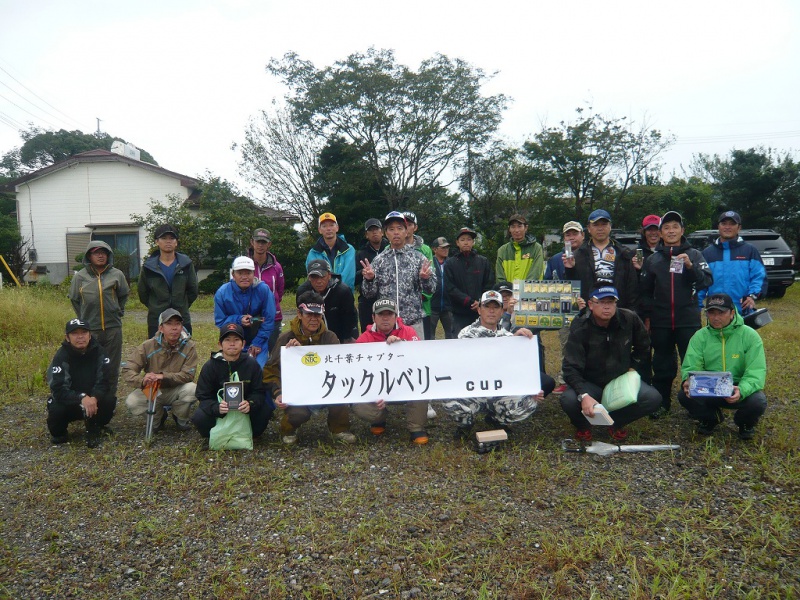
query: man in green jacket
678 293 767 440
495 214 544 283
69 240 129 401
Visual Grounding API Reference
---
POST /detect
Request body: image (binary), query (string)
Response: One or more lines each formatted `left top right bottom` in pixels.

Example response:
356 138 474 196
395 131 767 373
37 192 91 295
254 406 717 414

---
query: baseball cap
659 211 684 228
508 214 528 226
383 211 407 227
456 227 477 239
705 293 735 312
588 209 612 223
219 323 246 342
495 281 513 294
158 308 183 325
318 212 337 225
153 224 179 240
430 236 450 248
231 256 255 271
480 290 503 306
402 211 417 224
372 298 398 314
642 215 661 229
562 221 583 234
307 259 331 276
590 286 619 301
718 210 741 225
298 302 325 314
364 218 382 231
252 228 271 242
65 318 90 334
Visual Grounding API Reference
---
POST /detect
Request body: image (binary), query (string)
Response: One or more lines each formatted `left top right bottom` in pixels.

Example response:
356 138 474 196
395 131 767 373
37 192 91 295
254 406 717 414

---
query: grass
0 284 798 598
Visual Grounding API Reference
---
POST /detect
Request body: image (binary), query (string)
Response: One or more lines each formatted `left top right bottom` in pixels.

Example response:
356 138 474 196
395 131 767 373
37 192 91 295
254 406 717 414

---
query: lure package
688 371 734 398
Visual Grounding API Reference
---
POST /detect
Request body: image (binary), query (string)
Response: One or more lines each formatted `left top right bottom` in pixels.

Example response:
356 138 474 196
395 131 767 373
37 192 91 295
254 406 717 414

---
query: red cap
642 215 661 229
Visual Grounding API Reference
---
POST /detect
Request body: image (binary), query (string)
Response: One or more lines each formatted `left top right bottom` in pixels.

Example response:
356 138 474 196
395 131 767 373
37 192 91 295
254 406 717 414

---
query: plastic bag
209 373 253 450
601 370 640 412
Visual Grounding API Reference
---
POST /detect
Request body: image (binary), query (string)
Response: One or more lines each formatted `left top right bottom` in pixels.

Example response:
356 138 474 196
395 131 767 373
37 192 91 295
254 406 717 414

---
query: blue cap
591 286 619 301
383 211 407 227
588 209 612 223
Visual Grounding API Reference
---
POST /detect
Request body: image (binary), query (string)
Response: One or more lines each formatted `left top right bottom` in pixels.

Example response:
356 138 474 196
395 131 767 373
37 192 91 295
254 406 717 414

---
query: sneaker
697 421 717 435
50 434 69 445
609 426 628 441
410 431 429 445
333 431 357 444
738 424 756 440
85 428 102 449
282 433 298 445
553 384 568 395
427 404 437 419
370 423 386 436
574 428 592 442
172 414 192 432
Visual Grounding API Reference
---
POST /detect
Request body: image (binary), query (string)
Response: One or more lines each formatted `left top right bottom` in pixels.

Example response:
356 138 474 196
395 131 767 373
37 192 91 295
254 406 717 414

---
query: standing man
697 211 767 314
496 214 544 283
564 209 638 310
296 259 358 344
442 290 549 439
430 236 454 339
560 286 661 441
355 218 388 333
360 211 436 340
445 226 494 334
306 212 356 290
631 214 662 272
123 309 198 433
69 240 129 403
639 211 713 417
545 221 584 280
138 224 198 338
46 319 114 448
402 211 435 339
679 294 767 440
249 228 285 351
213 256 275 368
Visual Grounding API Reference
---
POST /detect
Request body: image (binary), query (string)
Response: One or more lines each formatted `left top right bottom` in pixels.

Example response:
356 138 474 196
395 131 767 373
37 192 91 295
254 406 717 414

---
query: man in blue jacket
214 256 275 368
306 212 356 290
697 211 766 314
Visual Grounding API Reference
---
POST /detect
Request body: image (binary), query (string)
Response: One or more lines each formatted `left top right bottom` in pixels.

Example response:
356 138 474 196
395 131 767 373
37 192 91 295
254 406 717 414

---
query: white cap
231 256 255 271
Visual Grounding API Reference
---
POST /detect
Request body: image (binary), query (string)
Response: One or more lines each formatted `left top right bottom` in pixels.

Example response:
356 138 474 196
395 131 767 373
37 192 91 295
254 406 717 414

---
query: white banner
280 336 541 405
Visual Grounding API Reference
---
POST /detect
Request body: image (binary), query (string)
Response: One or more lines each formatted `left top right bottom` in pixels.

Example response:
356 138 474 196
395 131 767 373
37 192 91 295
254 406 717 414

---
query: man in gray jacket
68 240 129 401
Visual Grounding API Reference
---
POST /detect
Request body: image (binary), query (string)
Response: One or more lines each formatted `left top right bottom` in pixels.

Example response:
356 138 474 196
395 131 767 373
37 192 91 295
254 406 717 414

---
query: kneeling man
123 308 198 432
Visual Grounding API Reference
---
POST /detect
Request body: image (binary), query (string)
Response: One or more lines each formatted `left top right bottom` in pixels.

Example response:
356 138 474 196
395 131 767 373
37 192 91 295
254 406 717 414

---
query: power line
0 92 58 129
0 110 26 131
0 62 84 129
0 78 71 128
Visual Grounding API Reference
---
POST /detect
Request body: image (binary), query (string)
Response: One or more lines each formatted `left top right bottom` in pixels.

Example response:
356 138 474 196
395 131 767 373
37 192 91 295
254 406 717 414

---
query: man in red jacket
350 298 429 444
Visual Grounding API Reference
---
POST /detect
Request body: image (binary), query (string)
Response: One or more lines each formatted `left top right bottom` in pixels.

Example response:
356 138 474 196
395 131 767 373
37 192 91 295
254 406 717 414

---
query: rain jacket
680 311 766 400
213 279 276 353
263 317 340 399
356 316 419 343
496 235 544 282
249 250 285 323
69 241 129 331
195 352 267 419
47 337 111 406
361 244 437 326
138 250 198 333
122 330 198 390
698 236 767 313
410 235 434 317
444 250 493 319
565 238 639 310
306 234 356 290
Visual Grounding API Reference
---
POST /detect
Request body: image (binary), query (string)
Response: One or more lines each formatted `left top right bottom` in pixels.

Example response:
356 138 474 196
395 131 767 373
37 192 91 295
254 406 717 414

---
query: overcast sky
2 0 798 195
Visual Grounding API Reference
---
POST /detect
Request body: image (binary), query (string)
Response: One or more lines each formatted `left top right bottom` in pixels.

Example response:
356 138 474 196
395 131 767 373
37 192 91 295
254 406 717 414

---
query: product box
688 371 734 398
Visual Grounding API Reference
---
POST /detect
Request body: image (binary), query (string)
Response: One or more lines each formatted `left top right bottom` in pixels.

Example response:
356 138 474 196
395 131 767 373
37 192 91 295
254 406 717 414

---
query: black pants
540 372 557 397
560 381 661 429
677 389 767 427
430 309 455 339
452 313 477 337
422 316 432 340
650 326 697 410
46 396 116 437
192 403 273 438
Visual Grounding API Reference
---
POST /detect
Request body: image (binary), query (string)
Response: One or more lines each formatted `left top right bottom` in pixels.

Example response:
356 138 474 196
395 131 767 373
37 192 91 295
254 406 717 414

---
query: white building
8 148 200 283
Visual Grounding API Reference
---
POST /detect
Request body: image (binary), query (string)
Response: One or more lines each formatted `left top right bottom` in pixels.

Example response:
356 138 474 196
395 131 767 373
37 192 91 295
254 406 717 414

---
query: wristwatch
579 393 589 401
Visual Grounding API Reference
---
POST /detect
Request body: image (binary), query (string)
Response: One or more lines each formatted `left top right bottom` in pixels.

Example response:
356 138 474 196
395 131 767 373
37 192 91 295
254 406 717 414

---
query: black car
687 229 796 298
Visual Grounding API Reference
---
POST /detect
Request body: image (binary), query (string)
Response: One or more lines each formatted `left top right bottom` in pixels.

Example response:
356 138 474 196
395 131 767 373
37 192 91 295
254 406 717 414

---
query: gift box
688 371 734 398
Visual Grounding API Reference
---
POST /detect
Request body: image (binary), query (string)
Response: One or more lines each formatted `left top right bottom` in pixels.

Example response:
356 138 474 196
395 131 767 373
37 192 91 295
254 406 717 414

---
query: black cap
430 236 450 248
402 211 417 224
65 318 90 334
495 281 513 294
153 224 179 240
456 227 477 239
718 210 742 225
364 218 382 231
659 211 684 228
307 259 331 276
158 308 183 325
705 293 735 312
219 323 246 342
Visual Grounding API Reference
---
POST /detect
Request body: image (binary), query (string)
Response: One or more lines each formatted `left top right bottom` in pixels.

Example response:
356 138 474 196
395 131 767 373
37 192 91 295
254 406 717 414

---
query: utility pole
96 117 102 135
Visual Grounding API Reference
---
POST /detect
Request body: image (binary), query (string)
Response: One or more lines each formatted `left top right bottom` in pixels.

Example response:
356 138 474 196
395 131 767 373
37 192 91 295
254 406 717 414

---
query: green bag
601 370 641 412
209 374 253 450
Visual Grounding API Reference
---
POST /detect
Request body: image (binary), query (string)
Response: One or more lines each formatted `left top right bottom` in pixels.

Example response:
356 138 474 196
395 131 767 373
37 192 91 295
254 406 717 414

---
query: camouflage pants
441 395 539 427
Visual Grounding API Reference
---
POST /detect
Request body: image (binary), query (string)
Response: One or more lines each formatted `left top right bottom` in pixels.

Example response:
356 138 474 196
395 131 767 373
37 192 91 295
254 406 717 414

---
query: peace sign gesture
360 258 375 281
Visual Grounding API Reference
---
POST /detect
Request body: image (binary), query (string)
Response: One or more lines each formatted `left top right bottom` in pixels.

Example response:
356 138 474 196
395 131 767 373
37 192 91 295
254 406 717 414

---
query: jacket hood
154 328 192 347
208 350 250 368
713 235 745 248
82 240 114 268
289 315 329 342
654 238 690 255
313 234 350 254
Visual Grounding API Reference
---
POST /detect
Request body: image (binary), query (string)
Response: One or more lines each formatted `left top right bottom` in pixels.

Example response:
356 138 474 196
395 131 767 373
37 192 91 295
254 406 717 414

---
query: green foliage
613 177 715 232
404 185 468 246
269 48 507 208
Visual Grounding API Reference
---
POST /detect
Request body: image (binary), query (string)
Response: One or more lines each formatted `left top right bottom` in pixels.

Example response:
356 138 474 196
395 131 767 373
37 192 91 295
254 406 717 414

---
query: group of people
47 207 768 448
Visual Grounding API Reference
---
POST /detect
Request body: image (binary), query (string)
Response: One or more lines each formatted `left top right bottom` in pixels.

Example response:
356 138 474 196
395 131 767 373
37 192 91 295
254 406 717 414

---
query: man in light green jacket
495 214 544 283
69 240 129 400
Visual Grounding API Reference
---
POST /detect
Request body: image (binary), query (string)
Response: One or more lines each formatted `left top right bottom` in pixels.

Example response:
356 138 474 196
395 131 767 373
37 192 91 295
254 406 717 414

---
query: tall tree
236 104 323 235
522 107 672 221
267 48 507 208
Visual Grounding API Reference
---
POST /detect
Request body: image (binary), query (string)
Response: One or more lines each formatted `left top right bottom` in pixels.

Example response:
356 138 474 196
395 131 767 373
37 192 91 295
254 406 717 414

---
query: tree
236 104 323 235
522 108 673 221
615 177 715 232
1 127 157 178
0 194 30 282
267 48 507 209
